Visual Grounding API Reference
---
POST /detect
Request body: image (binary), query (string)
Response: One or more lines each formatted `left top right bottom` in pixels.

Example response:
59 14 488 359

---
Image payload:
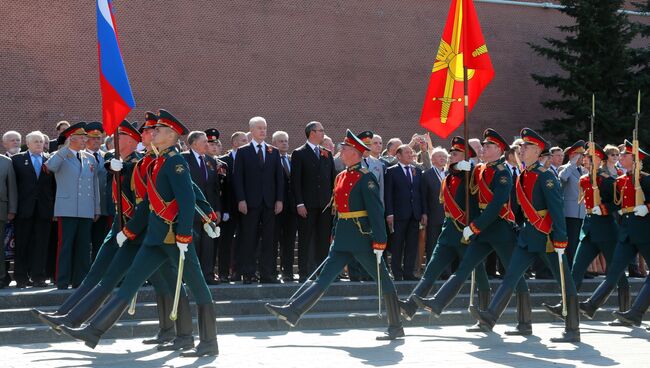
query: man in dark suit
272 131 298 282
233 117 284 284
291 121 335 282
12 131 55 287
218 131 249 282
182 131 222 285
422 147 447 263
385 144 427 280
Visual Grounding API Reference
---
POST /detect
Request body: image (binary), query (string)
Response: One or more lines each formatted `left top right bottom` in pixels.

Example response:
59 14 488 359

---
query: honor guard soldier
471 128 580 343
415 129 530 335
580 140 650 327
59 110 219 357
46 122 101 290
265 129 404 340
399 137 491 324
542 143 630 325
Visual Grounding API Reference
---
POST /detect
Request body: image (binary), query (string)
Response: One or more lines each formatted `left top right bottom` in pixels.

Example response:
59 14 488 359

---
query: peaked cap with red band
156 109 189 136
342 129 370 153
450 136 477 158
482 128 509 151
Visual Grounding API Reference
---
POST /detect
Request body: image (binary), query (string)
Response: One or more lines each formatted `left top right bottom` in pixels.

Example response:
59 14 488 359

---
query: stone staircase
0 277 643 345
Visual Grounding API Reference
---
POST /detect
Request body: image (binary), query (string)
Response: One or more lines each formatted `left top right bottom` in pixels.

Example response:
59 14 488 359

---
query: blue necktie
32 154 41 178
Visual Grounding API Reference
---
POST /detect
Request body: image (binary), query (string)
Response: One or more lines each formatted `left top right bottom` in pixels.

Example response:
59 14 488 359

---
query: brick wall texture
0 1 647 149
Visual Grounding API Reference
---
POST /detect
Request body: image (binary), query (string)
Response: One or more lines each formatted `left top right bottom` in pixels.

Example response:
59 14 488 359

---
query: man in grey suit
46 122 100 290
558 140 587 266
84 122 109 261
0 148 17 288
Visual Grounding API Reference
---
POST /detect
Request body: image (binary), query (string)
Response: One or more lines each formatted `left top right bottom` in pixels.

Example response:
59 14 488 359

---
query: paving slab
2 321 649 368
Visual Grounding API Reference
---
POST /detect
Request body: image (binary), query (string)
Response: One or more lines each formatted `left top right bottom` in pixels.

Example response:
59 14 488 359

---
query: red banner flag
419 0 494 139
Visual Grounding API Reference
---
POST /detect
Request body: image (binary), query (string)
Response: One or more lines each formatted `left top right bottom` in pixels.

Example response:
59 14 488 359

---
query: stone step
0 277 637 309
0 306 630 345
0 291 632 327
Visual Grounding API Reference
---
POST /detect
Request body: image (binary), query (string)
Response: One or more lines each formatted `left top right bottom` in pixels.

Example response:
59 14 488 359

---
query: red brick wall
0 1 646 149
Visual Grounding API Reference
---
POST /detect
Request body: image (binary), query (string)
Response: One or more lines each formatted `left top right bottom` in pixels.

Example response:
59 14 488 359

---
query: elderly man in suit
558 140 587 266
385 144 427 280
3 130 22 157
273 131 299 281
46 122 100 290
12 131 55 288
182 130 222 285
0 145 17 289
233 117 284 284
423 147 448 263
291 121 335 282
84 122 110 261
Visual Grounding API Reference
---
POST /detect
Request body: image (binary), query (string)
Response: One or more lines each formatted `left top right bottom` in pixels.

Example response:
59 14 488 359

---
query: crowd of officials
0 119 646 290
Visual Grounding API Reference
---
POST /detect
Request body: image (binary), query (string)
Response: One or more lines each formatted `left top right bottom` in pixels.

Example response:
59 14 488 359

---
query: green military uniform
583 141 650 327
59 110 219 357
266 129 404 340
472 128 580 343
415 130 530 335
543 144 630 325
399 136 490 323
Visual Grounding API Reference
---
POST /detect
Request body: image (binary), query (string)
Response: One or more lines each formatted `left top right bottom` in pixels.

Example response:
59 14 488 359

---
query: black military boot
59 296 129 349
143 294 176 345
469 285 514 332
265 283 325 327
31 281 95 319
38 286 111 333
504 292 533 336
413 274 465 317
466 290 492 332
157 294 195 351
180 303 219 357
579 282 615 319
609 287 632 326
377 292 405 340
398 278 434 321
612 280 650 327
541 301 564 321
550 295 580 343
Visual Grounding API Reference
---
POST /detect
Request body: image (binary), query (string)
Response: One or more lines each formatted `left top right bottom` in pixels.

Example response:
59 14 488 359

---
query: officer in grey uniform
46 122 101 289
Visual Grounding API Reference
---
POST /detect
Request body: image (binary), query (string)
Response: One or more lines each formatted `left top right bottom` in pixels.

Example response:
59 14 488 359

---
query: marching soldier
542 143 630 325
58 110 219 357
46 122 101 290
265 129 404 340
399 137 491 327
470 128 580 343
415 129 531 335
580 140 650 327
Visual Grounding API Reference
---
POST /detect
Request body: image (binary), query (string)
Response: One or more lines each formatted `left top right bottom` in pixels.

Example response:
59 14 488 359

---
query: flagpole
113 126 124 229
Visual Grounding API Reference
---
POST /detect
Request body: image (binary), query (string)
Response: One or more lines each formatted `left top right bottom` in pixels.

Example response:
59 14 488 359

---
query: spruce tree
529 0 642 146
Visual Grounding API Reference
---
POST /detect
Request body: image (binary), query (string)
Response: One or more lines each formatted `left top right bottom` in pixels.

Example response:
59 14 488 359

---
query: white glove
115 231 127 247
373 249 383 262
555 247 565 256
110 158 123 172
177 242 188 253
590 206 602 216
634 205 649 217
203 222 220 238
618 209 623 216
222 213 230 222
456 160 471 172
462 226 474 241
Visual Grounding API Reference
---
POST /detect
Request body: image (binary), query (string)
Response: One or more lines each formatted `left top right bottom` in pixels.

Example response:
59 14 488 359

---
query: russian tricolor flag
97 0 135 135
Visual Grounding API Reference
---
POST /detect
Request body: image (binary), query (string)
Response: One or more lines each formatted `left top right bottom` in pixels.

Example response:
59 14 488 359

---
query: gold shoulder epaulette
496 164 505 171
168 151 177 157
538 166 548 172
360 167 370 174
